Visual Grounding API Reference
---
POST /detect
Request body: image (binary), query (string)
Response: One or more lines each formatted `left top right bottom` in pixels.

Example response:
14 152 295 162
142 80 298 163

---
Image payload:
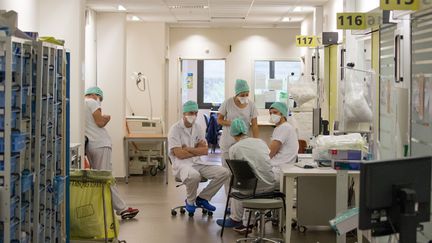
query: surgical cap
230 118 247 136
183 100 199 113
85 86 104 99
270 102 288 117
235 79 249 96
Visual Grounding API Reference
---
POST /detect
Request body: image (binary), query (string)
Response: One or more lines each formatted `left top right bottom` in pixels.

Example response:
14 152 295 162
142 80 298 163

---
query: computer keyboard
295 160 318 169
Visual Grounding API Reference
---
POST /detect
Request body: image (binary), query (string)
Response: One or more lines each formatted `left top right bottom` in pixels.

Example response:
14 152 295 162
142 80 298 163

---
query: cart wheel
158 163 166 171
202 209 208 214
180 208 186 214
291 219 298 228
188 212 194 217
299 225 307 233
207 211 213 216
171 210 177 216
150 166 158 176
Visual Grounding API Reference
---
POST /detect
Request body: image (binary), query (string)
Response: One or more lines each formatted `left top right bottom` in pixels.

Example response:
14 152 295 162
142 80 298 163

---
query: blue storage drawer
21 201 29 223
54 176 65 205
0 154 18 172
21 169 33 193
0 111 17 129
0 132 26 153
0 219 19 243
0 90 17 108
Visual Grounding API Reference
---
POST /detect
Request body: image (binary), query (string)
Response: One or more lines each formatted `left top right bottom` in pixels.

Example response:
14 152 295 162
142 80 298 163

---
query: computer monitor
359 156 432 243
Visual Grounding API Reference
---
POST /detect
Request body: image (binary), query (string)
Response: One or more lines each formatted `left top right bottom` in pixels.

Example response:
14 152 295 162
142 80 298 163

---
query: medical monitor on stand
359 156 432 243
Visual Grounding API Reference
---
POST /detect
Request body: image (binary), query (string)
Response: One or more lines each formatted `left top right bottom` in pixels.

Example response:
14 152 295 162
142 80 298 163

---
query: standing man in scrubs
85 87 139 219
168 101 230 214
268 102 298 186
218 79 259 196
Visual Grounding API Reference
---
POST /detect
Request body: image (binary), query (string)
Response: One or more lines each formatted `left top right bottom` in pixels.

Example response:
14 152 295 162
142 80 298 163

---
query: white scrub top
85 98 112 149
168 119 209 174
269 122 299 167
229 137 275 187
218 97 258 152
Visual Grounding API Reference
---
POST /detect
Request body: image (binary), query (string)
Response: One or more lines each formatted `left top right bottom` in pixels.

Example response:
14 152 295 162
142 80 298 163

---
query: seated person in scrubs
168 100 230 214
268 102 298 186
216 118 275 233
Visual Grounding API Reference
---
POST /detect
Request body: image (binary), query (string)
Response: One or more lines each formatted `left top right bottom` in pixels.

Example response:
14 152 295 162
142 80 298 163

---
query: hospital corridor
1 0 432 243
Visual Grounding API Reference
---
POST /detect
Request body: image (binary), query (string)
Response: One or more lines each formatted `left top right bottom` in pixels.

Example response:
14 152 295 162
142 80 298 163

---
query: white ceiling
86 0 327 28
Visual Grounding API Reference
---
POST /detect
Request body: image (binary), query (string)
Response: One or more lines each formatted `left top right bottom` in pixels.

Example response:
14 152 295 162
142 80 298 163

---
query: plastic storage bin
10 174 18 197
0 111 17 129
54 175 65 205
10 196 19 219
0 219 19 243
21 201 29 223
0 90 17 108
0 154 18 172
0 132 26 153
21 170 33 193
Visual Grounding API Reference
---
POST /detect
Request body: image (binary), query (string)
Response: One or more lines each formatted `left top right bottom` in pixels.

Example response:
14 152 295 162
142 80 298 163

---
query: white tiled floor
115 152 358 243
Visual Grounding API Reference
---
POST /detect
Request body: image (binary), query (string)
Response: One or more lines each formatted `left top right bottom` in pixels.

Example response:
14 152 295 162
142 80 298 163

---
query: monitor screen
359 156 432 237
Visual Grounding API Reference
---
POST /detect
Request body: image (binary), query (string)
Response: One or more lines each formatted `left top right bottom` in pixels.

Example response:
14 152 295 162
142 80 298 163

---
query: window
254 60 301 109
181 59 226 109
198 60 225 109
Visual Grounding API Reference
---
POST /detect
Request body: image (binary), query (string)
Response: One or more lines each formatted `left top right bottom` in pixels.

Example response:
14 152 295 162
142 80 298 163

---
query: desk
124 134 168 184
279 164 360 243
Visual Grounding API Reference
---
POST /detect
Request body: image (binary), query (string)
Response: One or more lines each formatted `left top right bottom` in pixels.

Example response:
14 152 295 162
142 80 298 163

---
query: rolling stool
237 198 284 243
170 176 213 217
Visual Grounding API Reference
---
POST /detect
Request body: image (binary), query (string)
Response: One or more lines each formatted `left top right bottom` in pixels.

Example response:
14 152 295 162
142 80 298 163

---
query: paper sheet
268 79 283 90
255 73 267 89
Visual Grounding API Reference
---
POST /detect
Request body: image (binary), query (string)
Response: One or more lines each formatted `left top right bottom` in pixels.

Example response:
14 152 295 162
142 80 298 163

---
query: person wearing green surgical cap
268 102 298 187
168 100 230 215
217 79 259 197
216 118 275 231
84 86 139 220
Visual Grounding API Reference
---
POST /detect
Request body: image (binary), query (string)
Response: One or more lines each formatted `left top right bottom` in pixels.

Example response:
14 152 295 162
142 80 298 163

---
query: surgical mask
270 114 281 124
185 115 197 125
238 97 249 105
96 98 102 106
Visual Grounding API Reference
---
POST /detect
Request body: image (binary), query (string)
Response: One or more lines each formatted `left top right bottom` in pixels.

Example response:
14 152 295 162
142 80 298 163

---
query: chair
168 158 212 217
203 114 210 132
220 159 285 242
298 139 307 154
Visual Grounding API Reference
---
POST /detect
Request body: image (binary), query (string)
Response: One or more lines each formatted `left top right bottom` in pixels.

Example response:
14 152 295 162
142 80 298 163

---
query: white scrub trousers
230 183 275 226
86 146 128 214
176 164 230 205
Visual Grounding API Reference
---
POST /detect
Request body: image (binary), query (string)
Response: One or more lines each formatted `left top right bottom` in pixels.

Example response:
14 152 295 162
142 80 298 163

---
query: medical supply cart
0 33 68 242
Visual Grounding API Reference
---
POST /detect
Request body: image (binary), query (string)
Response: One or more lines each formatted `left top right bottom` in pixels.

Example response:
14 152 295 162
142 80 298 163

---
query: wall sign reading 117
295 35 319 47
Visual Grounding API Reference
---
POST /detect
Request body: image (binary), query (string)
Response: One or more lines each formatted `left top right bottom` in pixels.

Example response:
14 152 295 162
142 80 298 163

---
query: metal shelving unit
0 35 68 243
33 41 67 243
0 36 34 243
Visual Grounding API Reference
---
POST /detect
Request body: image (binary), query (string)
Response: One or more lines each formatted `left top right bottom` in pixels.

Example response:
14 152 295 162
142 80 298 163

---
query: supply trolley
69 170 125 243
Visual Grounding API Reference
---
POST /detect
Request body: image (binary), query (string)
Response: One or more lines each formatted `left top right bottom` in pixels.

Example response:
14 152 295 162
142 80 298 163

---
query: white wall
96 13 126 177
0 0 39 32
125 22 166 119
38 0 86 149
300 13 314 76
85 9 97 88
168 27 301 127
323 0 344 42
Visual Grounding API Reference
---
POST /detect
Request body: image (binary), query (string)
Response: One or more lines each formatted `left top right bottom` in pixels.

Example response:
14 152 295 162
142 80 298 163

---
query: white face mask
96 98 102 106
185 115 197 125
238 97 249 105
270 114 281 124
